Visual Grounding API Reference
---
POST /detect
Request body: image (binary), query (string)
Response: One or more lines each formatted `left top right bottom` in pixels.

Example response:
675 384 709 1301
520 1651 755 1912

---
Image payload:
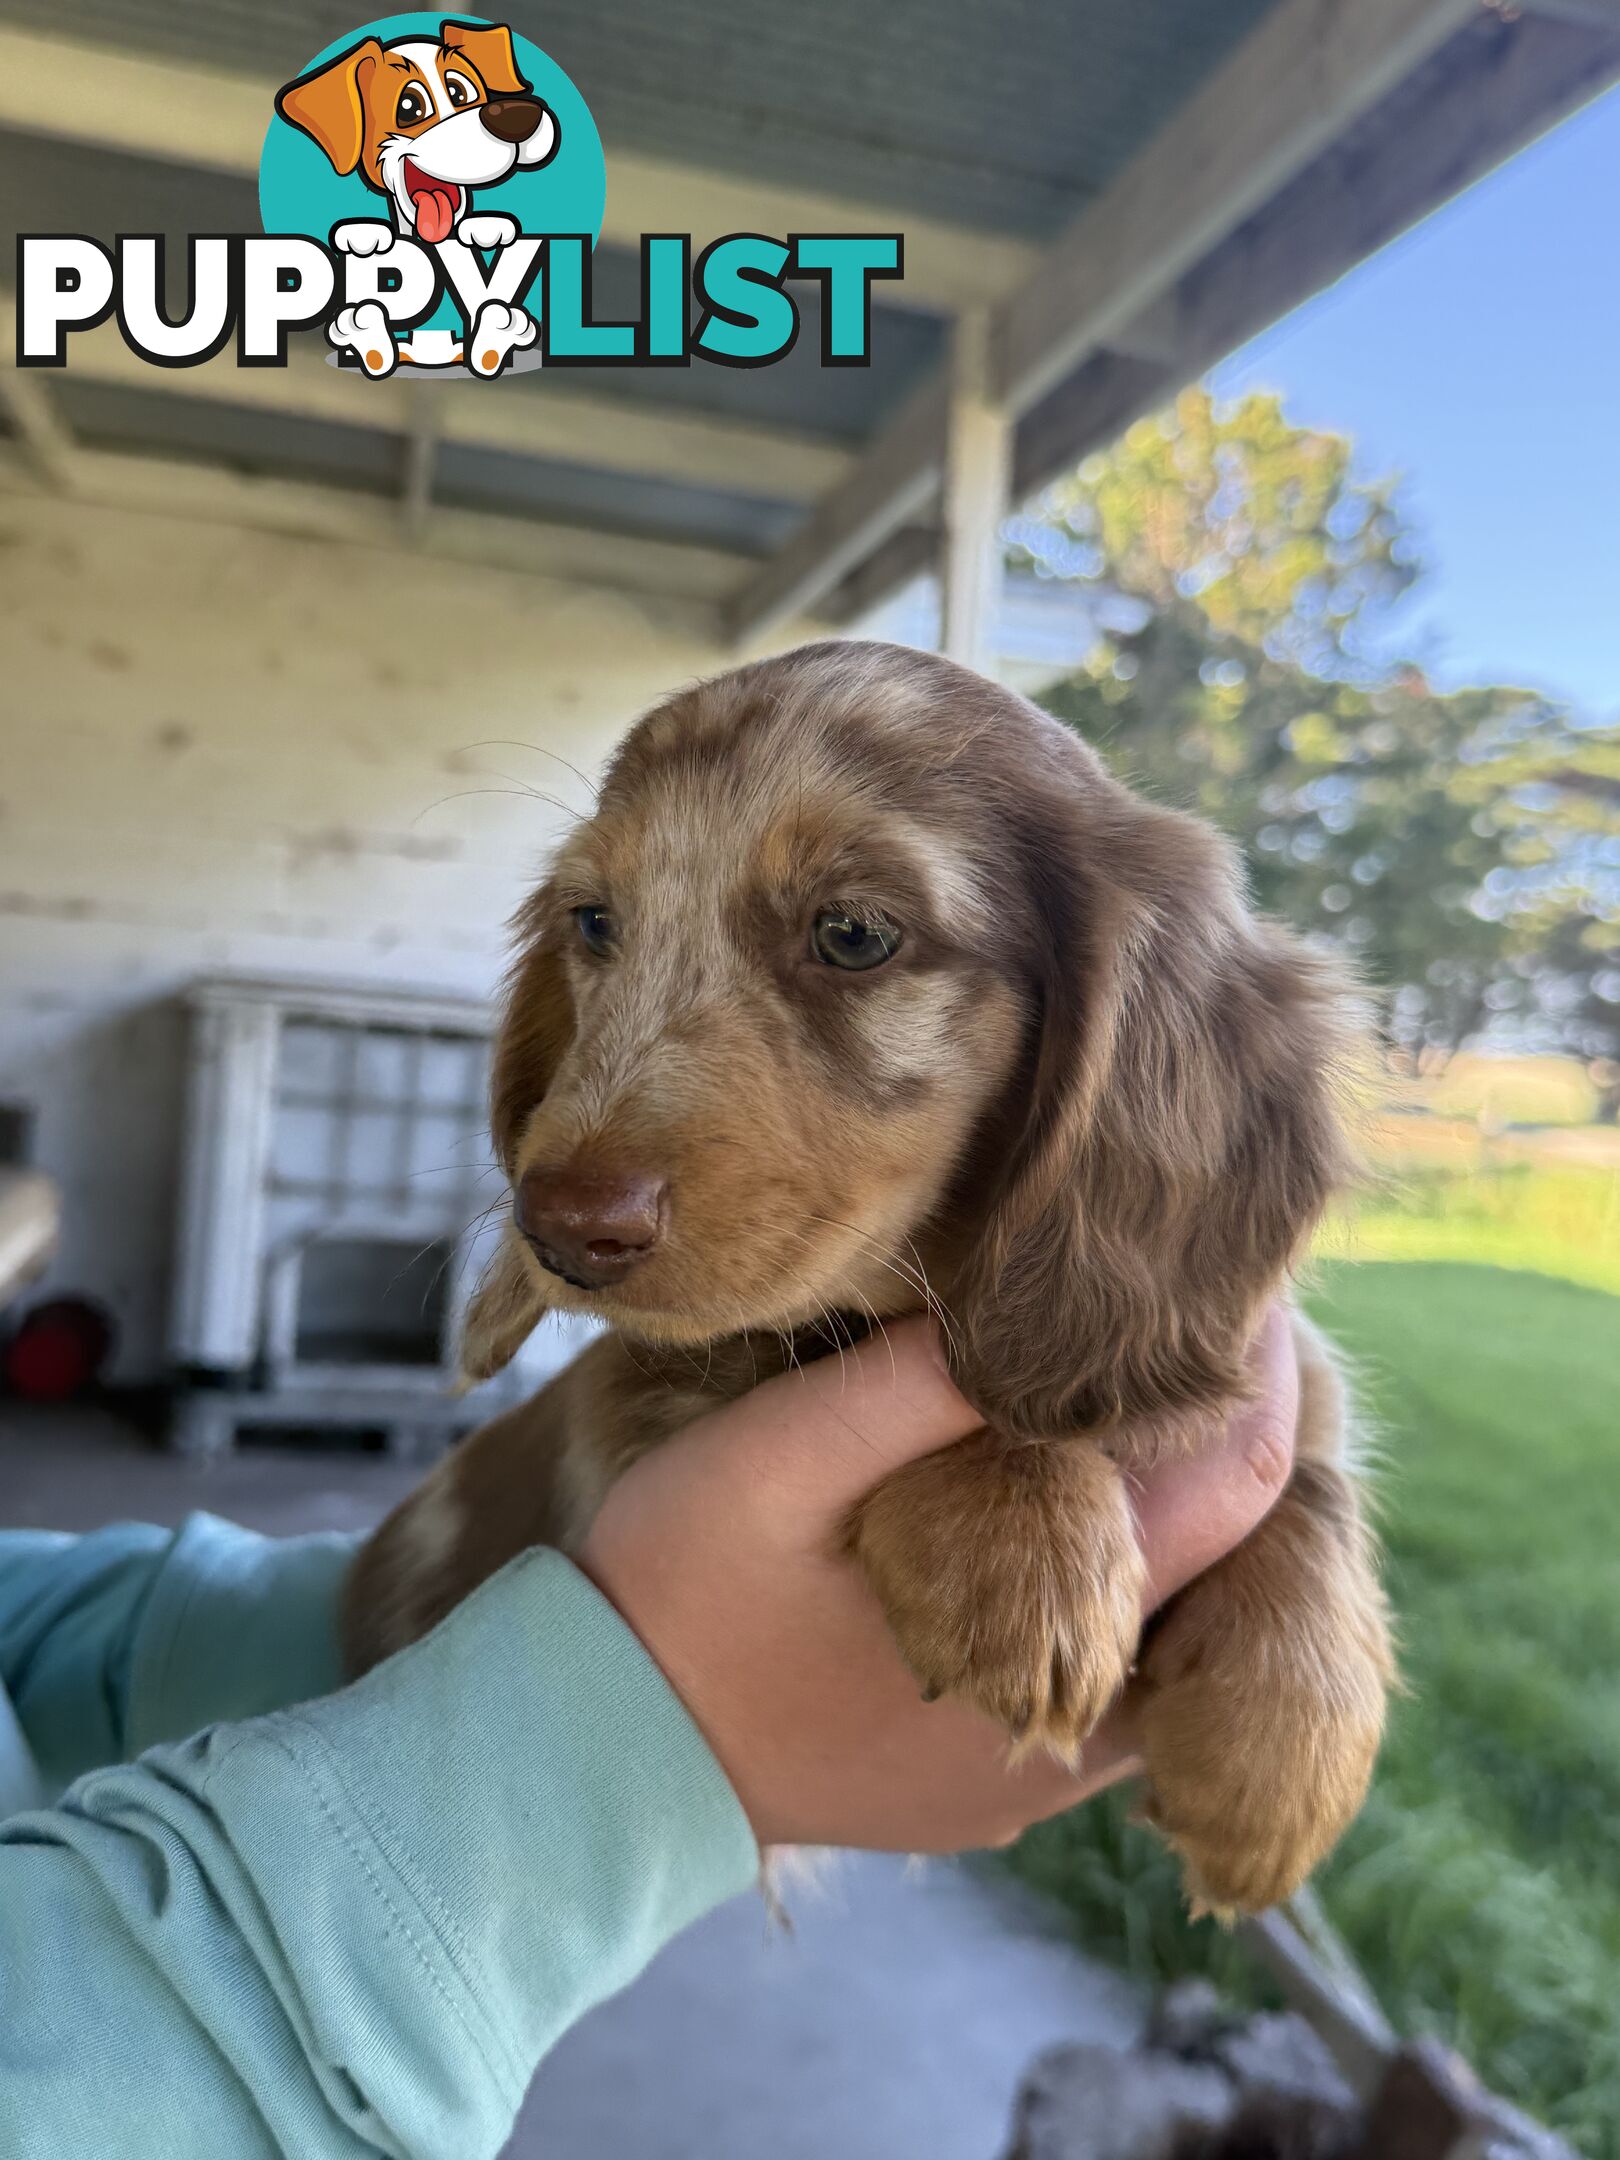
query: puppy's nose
482 96 545 143
515 1168 667 1289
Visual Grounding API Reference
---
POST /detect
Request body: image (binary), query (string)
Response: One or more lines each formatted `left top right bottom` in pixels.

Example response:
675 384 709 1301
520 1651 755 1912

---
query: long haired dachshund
346 640 1392 1916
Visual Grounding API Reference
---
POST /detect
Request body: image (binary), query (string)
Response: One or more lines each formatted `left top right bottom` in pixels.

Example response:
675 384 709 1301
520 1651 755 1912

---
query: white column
939 307 1011 674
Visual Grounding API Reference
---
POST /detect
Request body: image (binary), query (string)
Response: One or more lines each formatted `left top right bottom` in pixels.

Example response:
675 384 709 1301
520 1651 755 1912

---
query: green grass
1005 1259 1620 2155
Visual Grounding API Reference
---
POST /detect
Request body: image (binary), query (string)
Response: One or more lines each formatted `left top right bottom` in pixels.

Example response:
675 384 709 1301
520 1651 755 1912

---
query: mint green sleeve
0 1514 356 1788
0 1528 759 2159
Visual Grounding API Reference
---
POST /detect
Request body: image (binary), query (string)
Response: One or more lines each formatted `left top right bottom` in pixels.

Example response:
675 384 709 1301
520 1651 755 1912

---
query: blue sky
1210 81 1620 724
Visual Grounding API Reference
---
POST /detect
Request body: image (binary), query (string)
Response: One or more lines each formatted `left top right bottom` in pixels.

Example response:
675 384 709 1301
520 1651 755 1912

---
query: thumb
693 1318 984 1525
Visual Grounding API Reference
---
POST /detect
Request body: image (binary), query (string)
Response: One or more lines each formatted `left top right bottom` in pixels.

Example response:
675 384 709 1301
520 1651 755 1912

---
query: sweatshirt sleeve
0 1544 759 2160
0 1513 356 1788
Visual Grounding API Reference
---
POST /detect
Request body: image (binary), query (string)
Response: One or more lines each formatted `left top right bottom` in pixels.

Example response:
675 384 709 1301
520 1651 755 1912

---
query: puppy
346 641 1393 1916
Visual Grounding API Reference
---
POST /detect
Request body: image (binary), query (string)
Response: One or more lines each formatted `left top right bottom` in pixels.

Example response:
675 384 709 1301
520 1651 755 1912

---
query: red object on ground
2 1298 114 1402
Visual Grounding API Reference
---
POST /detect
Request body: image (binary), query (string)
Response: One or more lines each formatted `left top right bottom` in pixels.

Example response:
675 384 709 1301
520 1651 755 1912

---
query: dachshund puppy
345 640 1393 1916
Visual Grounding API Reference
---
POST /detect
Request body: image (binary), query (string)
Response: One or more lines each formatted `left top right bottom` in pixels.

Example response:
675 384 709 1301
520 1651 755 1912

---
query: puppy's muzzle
482 97 546 144
516 1167 668 1290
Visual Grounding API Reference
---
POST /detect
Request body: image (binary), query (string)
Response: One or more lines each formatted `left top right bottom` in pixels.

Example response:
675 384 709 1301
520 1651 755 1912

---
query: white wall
0 493 727 1377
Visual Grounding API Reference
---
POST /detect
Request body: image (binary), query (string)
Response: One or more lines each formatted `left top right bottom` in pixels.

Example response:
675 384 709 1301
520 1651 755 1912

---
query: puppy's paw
331 219 395 257
467 299 538 376
849 1434 1142 1758
458 212 520 250
1139 1465 1392 1917
329 302 396 376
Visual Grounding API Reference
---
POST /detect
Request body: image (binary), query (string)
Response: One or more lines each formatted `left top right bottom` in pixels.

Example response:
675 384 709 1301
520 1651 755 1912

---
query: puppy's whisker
452 739 600 803
848 1288 899 1388
480 766 588 825
803 1213 963 1364
410 785 584 830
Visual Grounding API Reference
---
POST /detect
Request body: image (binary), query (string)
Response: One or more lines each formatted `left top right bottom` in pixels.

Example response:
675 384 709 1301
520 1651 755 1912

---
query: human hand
577 1307 1298 1854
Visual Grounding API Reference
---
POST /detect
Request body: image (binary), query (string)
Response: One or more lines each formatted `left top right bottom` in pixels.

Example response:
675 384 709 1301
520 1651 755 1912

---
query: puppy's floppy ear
275 38 384 176
442 19 532 95
490 902 575 1170
459 1229 547 1385
956 731 1356 1439
459 901 576 1380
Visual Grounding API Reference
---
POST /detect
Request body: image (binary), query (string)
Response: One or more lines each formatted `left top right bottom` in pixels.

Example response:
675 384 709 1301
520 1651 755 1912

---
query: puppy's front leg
1135 1322 1393 1916
847 1435 1142 1756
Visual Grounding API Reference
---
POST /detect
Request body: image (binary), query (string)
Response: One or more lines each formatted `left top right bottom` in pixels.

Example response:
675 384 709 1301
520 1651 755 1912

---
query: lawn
1006 1251 1620 2156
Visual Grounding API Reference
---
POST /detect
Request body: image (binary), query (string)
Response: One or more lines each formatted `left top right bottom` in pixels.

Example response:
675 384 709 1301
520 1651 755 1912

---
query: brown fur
344 640 1394 1915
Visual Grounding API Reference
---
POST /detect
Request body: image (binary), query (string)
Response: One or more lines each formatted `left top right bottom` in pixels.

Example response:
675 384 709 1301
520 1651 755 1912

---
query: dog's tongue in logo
403 160 462 244
416 186 455 242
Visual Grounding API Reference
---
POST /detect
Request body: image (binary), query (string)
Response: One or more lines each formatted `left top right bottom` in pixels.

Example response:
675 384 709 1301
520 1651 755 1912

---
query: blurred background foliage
1016 386 1620 1109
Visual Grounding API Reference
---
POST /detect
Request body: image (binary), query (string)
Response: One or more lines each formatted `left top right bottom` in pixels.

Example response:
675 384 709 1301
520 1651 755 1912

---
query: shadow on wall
6 997 188 1383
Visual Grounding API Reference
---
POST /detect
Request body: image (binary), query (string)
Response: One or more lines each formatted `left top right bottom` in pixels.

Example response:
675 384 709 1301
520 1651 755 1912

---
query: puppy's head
275 21 557 238
467 642 1356 1436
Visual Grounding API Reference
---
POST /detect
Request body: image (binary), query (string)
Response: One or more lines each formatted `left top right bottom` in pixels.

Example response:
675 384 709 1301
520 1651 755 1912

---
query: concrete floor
1 1399 1142 2160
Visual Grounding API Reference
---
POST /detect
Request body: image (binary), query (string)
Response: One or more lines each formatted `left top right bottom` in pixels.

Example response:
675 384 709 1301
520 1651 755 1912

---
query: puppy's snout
482 96 545 143
516 1167 668 1290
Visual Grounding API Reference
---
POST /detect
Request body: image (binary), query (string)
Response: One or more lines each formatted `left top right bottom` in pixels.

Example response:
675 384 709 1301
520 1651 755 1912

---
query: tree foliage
1022 387 1620 1097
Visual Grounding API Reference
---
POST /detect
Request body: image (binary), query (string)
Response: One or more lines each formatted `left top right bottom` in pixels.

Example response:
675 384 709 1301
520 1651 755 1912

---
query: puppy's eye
811 910 901 972
396 84 430 125
444 71 478 107
573 904 617 957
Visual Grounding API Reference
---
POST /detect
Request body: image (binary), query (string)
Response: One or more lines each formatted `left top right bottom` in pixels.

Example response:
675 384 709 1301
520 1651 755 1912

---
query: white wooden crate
168 978 583 1448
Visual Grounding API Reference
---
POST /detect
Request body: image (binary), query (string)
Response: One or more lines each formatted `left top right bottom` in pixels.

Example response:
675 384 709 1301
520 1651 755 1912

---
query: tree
1020 387 1620 1082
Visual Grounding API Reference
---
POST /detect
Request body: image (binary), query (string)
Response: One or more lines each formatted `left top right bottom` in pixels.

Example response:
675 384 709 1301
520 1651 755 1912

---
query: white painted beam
0 25 1034 316
726 0 1478 645
3 302 852 503
402 384 438 542
0 366 77 490
0 445 750 608
1097 290 1182 366
938 311 1010 674
989 0 1480 414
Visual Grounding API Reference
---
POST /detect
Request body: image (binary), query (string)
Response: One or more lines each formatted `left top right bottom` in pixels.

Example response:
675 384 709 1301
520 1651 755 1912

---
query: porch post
939 307 1012 673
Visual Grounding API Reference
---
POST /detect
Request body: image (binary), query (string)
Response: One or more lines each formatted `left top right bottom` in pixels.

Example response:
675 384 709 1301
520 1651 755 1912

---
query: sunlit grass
1397 1051 1603 1129
1320 1154 1620 1298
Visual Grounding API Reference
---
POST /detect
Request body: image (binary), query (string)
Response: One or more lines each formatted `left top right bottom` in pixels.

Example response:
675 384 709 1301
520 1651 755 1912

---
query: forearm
0 1516 353 1788
0 1549 756 2159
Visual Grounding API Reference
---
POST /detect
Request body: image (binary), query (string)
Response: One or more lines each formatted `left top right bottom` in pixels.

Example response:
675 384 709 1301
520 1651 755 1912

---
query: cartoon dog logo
275 19 558 374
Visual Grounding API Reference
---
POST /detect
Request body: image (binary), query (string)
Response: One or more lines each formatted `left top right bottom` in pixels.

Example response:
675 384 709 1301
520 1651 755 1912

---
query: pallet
169 1382 477 1464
